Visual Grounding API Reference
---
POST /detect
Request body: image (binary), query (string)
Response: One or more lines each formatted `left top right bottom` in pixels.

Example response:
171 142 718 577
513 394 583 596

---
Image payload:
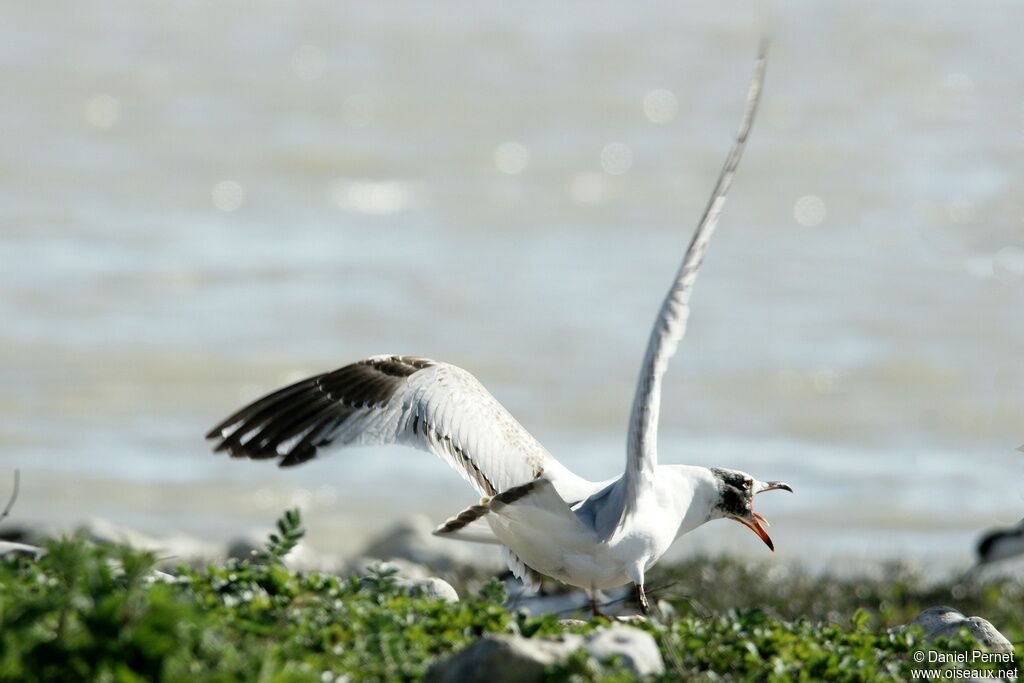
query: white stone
346 556 433 581
427 625 665 681
894 606 1013 653
425 634 583 683
585 624 665 677
395 576 460 603
0 540 43 559
349 558 459 602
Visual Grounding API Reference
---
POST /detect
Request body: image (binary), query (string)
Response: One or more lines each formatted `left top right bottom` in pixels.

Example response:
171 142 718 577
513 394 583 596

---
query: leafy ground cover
0 511 1019 682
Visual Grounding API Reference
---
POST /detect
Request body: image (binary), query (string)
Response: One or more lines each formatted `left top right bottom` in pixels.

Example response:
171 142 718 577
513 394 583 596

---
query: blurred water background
1 1 1023 569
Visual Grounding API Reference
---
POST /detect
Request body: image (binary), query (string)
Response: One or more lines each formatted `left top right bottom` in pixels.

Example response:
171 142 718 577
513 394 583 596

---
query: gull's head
709 467 793 552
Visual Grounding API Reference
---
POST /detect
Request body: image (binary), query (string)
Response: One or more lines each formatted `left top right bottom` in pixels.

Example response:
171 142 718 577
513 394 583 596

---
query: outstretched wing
622 45 768 521
206 355 591 499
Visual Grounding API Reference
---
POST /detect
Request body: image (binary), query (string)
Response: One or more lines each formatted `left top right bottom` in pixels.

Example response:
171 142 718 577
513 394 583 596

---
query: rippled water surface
2 2 1023 567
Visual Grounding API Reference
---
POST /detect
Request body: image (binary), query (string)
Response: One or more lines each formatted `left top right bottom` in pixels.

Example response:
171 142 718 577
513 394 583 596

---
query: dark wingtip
205 355 430 466
279 445 316 468
977 533 995 562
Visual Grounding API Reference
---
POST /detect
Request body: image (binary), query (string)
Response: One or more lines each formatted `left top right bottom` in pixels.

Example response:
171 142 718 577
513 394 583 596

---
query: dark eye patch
711 468 748 490
711 468 754 516
718 485 749 516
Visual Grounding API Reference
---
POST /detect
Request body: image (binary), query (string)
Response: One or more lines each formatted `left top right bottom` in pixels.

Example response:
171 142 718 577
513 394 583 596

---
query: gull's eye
743 478 752 490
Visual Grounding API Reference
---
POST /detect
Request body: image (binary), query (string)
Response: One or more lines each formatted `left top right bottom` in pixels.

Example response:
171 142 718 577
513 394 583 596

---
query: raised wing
206 355 592 500
622 46 768 520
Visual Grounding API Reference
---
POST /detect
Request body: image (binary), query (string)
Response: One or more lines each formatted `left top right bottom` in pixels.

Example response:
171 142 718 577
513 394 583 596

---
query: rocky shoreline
3 513 1020 681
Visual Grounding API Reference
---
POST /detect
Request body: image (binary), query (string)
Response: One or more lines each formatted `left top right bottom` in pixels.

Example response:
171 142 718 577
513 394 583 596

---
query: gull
976 518 1024 566
975 445 1024 567
206 46 792 615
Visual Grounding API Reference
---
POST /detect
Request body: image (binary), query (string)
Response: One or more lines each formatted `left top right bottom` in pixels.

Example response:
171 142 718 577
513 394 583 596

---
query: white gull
207 46 792 615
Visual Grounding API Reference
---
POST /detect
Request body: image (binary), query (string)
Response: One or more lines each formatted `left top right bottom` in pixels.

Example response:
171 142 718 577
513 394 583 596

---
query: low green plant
263 507 305 562
0 510 1019 682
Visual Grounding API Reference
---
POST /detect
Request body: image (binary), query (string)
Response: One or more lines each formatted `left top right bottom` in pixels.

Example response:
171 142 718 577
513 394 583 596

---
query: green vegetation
651 555 1024 641
0 510 1020 682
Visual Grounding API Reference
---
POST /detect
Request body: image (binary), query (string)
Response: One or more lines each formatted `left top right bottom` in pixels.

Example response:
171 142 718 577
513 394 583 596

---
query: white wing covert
207 355 588 499
621 46 768 524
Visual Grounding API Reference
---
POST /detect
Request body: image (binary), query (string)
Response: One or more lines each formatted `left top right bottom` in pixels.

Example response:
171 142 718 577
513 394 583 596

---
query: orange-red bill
732 514 774 552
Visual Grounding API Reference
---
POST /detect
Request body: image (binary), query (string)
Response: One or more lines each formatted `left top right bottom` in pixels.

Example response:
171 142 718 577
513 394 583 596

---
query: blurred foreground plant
0 509 1018 682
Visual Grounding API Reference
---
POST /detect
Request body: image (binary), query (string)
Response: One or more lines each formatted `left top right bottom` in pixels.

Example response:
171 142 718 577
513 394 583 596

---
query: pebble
358 514 502 572
892 606 1013 653
425 625 664 682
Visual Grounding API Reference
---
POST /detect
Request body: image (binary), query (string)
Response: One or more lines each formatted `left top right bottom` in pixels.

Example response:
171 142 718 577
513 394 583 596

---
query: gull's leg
626 561 649 614
588 588 606 619
635 583 650 613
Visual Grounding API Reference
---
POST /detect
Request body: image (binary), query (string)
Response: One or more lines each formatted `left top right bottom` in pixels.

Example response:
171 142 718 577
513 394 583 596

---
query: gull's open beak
731 480 793 552
731 513 775 551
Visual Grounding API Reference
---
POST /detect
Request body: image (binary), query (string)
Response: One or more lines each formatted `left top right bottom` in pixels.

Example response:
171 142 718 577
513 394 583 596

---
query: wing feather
622 45 768 522
207 355 592 499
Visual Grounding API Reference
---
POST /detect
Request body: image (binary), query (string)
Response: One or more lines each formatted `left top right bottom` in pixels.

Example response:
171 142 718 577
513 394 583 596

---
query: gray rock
956 618 1015 653
144 569 180 584
82 518 338 571
226 531 338 571
894 607 1013 653
585 624 664 677
0 525 46 546
225 537 262 562
79 518 221 562
611 614 649 625
0 533 186 584
426 625 664 682
510 585 634 618
0 540 44 560
282 542 338 571
426 634 583 683
350 558 459 603
359 515 501 572
346 556 434 581
396 576 460 603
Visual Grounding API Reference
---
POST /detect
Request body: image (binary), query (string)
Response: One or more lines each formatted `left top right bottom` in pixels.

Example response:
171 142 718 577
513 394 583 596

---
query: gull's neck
575 464 719 541
658 465 720 540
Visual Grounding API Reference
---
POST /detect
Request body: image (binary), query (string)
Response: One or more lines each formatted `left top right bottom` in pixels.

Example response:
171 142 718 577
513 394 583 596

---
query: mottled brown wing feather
206 354 594 502
207 355 433 467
